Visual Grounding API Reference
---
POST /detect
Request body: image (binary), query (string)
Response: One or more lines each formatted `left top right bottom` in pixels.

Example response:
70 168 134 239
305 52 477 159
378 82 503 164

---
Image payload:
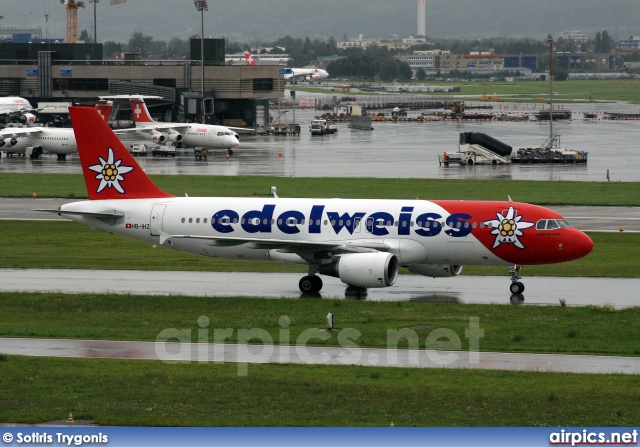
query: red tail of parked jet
244 52 257 66
129 97 155 123
69 107 173 200
94 100 113 123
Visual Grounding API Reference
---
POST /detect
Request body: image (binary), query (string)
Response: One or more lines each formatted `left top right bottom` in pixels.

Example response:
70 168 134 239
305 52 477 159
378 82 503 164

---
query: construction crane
62 0 127 44
61 0 85 44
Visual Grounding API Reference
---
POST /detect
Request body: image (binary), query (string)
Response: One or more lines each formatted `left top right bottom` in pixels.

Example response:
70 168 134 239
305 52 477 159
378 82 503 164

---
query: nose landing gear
508 265 525 294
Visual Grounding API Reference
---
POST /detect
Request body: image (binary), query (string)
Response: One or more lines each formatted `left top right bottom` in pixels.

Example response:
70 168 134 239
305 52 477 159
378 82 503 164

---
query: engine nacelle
406 264 463 278
3 137 18 147
319 252 398 288
19 113 36 124
141 130 166 144
166 130 183 143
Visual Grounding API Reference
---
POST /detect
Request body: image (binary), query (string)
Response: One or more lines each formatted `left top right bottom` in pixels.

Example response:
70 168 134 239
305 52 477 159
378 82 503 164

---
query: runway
2 337 639 375
3 197 640 232
1 268 638 308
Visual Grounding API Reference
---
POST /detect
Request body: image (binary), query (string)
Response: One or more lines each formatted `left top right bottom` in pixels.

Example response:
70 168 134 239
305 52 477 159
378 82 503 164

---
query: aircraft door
353 216 362 233
207 129 214 143
150 204 167 236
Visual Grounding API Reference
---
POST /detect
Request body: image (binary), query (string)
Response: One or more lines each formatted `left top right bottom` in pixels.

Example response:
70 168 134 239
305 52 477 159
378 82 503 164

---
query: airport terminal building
0 40 283 127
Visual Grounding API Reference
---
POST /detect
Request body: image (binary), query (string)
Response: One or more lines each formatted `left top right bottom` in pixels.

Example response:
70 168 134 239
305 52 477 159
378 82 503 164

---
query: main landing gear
299 275 323 294
508 265 525 294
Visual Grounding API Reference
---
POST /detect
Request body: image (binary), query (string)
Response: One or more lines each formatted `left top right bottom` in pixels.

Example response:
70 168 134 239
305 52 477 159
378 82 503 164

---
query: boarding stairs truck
439 132 512 166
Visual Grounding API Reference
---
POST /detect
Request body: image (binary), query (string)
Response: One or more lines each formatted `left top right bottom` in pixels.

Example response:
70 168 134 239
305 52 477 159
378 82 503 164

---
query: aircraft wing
113 124 188 135
0 108 30 115
226 126 256 134
158 232 389 259
0 127 44 138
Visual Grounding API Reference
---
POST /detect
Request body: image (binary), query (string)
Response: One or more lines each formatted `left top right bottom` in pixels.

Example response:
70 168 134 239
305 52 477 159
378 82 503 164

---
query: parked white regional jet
0 96 36 124
103 95 245 153
0 102 112 159
42 106 594 295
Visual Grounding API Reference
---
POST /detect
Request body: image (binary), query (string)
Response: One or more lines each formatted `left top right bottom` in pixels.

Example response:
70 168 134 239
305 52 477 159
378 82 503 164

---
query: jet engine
165 130 183 143
1 137 18 147
19 113 36 124
141 130 166 144
319 252 399 288
406 264 462 278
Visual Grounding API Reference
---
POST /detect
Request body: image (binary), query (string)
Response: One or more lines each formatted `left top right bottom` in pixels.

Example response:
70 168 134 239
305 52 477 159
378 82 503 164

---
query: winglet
69 106 174 200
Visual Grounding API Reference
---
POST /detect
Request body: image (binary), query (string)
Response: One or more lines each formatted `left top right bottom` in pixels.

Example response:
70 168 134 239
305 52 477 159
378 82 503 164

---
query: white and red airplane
103 95 248 152
0 96 36 124
280 67 329 84
243 52 328 84
0 101 112 159
46 106 594 294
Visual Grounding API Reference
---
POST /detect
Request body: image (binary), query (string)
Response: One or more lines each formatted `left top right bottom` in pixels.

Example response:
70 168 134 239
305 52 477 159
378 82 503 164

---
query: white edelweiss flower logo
483 206 534 249
88 147 134 194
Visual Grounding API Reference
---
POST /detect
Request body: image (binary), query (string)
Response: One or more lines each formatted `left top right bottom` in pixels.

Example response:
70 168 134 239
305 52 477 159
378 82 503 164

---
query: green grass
2 293 639 355
1 356 639 426
0 220 636 277
300 79 640 104
3 173 640 205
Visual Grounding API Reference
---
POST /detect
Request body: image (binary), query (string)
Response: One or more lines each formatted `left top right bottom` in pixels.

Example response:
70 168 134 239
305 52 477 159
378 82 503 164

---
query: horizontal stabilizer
32 208 125 218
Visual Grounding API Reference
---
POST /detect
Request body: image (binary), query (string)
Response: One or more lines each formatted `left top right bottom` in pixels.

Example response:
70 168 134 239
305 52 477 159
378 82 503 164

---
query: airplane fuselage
0 128 77 155
60 197 593 268
135 122 240 150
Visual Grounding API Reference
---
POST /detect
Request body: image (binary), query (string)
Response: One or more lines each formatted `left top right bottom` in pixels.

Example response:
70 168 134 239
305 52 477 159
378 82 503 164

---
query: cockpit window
536 219 572 230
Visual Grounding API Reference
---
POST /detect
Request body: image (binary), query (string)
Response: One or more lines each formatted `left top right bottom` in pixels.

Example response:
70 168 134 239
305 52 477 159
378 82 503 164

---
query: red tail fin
69 106 174 200
94 100 112 123
129 98 155 123
244 51 257 66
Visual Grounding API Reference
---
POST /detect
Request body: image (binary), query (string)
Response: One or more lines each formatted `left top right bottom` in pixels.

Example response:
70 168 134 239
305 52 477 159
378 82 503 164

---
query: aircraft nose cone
572 230 594 260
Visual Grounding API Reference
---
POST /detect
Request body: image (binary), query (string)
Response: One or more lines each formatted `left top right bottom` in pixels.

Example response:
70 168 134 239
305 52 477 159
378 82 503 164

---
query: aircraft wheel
57 154 67 160
227 149 234 156
509 282 525 294
299 275 321 293
312 275 323 292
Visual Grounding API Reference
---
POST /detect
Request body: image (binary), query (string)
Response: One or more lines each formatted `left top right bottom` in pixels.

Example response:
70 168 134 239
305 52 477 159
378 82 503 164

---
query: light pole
547 36 554 143
194 0 208 122
90 0 99 43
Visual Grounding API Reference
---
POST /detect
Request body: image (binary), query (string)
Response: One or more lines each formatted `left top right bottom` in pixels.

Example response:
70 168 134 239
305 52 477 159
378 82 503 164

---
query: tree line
88 29 635 79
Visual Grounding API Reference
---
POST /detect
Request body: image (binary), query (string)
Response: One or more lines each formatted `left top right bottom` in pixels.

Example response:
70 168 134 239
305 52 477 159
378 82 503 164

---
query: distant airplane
281 67 329 84
242 54 328 84
42 106 594 295
102 95 245 153
0 96 36 124
0 101 112 159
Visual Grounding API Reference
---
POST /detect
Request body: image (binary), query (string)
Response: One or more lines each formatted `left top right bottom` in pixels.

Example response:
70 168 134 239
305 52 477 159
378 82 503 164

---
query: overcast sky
3 0 639 44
